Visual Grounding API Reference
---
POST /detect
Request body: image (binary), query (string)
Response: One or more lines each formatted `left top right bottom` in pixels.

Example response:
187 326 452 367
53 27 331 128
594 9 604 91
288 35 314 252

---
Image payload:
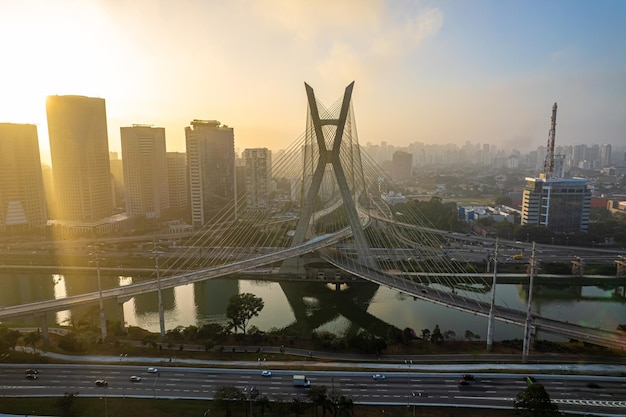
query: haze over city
1 0 625 165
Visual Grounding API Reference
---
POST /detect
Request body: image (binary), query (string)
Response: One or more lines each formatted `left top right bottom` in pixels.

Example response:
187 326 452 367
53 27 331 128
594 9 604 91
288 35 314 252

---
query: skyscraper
121 125 169 219
243 148 272 211
185 120 235 227
46 95 113 222
0 123 47 233
391 150 413 180
521 175 591 233
600 144 612 167
167 152 189 212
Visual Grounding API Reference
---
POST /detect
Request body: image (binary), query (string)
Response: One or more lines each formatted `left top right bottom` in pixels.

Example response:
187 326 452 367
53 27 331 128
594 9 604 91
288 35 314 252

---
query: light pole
99 387 109 417
89 243 107 341
486 239 499 352
404 359 412 407
244 386 254 417
152 238 165 339
522 242 537 363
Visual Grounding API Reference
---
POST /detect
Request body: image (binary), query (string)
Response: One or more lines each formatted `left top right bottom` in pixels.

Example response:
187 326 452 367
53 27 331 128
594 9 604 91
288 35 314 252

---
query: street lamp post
153 239 165 339
244 386 254 417
404 359 412 407
89 243 107 341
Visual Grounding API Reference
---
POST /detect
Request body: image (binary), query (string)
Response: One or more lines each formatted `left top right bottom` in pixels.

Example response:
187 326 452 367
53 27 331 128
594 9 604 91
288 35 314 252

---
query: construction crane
543 102 557 178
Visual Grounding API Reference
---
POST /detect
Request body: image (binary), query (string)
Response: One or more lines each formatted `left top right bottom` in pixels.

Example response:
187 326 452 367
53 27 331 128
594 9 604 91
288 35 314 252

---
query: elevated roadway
322 253 626 351
0 228 354 321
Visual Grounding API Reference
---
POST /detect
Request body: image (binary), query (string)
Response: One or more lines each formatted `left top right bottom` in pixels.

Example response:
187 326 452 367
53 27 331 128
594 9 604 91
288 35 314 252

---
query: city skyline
1 0 625 166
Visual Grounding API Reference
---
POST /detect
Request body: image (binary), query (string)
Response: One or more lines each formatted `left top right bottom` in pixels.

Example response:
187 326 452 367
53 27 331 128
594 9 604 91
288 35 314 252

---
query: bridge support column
118 301 126 334
40 313 49 343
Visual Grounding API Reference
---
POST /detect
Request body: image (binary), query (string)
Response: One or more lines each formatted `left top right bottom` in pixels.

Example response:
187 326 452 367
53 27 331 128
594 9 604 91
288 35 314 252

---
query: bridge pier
280 256 306 275
39 313 49 343
118 301 126 334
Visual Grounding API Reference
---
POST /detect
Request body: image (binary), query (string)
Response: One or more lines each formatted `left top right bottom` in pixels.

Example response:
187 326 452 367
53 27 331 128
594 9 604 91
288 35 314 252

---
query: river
1 270 624 342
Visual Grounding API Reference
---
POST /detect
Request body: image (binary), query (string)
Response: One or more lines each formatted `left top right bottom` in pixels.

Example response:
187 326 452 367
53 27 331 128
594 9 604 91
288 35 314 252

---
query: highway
1 364 625 415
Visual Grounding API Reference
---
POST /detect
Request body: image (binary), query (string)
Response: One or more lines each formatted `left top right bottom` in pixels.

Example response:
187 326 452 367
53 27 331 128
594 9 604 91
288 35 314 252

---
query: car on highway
25 374 38 380
130 376 142 382
147 367 158 373
25 368 39 374
95 379 108 386
261 370 272 377
587 382 600 389
462 374 475 380
459 379 469 385
372 374 386 380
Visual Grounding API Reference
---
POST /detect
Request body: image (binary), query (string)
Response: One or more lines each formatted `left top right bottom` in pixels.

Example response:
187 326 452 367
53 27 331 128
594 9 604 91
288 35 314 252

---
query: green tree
214 385 246 417
56 391 79 416
307 385 332 417
256 395 272 417
430 324 444 344
289 398 308 417
495 194 513 206
226 293 264 335
23 330 42 351
335 395 354 417
514 383 559 417
0 327 20 352
443 330 456 341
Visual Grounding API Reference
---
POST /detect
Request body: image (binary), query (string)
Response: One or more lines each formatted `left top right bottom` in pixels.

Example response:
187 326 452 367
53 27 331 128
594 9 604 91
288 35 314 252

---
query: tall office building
572 144 587 169
109 152 125 211
0 123 47 233
521 175 591 233
243 148 272 210
120 125 169 219
167 152 189 211
391 150 413 180
46 95 113 222
185 120 235 228
600 144 612 167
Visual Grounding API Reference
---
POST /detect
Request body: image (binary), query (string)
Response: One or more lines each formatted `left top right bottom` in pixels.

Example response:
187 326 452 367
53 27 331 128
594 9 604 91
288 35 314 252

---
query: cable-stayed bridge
2 82 625 353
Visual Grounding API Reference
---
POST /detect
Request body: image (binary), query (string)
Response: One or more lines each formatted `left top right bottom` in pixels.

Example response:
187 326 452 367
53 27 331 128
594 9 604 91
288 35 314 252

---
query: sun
0 1 131 164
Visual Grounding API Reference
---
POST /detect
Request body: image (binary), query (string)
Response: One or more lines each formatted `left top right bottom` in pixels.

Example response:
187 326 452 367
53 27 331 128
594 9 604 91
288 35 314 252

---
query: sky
1 0 625 165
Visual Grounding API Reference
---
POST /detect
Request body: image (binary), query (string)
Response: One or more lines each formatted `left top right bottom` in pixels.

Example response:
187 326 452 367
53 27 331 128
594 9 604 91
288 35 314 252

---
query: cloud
250 0 384 41
370 7 444 59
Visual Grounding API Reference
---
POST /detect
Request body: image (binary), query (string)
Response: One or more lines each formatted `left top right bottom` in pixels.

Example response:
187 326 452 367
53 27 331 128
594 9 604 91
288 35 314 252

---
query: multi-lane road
2 364 625 415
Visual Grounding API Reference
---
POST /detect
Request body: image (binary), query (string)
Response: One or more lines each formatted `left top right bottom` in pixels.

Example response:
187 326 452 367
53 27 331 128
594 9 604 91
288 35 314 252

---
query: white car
261 370 272 377
147 367 158 373
130 376 142 382
372 374 386 380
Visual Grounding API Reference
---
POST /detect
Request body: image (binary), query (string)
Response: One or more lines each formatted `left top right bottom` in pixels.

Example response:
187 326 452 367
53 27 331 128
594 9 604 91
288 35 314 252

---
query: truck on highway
293 375 311 387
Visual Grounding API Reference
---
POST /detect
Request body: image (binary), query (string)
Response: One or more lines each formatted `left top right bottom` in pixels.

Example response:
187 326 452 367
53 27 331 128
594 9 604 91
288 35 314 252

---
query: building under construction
520 103 592 233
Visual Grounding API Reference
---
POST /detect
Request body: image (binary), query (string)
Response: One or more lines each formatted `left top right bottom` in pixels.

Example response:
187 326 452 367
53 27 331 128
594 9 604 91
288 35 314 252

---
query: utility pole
522 242 537 362
486 239 499 352
152 236 165 339
89 243 107 341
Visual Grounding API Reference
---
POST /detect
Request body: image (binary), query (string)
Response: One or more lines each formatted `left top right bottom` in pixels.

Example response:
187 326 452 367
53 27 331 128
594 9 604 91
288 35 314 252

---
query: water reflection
0 271 624 343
